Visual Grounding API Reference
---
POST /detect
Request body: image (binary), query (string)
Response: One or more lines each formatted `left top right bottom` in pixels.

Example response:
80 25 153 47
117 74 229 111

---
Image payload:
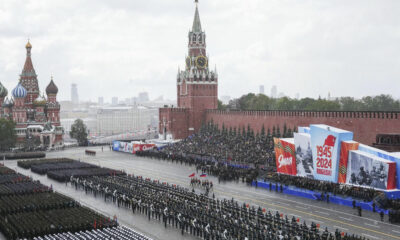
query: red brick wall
159 108 189 139
205 110 400 145
178 83 218 109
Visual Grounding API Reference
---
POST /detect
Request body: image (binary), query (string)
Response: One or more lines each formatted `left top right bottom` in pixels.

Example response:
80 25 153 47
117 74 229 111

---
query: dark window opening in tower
192 34 196 43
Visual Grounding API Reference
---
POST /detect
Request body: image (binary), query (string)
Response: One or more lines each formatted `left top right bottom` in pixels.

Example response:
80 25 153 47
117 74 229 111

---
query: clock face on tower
195 55 207 69
186 56 191 68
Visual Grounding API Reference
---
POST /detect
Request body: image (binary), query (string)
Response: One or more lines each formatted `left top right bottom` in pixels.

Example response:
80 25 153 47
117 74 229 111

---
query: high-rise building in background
271 85 277 98
138 92 149 103
98 97 104 106
111 97 118 105
71 84 79 104
295 93 300 99
259 85 265 95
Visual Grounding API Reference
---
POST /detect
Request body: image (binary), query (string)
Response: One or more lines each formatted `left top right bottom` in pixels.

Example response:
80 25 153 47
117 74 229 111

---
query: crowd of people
136 122 400 224
70 174 368 239
381 198 400 223
0 164 118 240
261 172 379 202
18 158 125 182
34 226 152 240
137 122 275 183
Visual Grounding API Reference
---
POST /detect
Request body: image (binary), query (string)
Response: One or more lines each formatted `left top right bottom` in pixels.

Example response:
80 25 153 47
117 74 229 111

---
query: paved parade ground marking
309 219 325 224
338 216 354 221
315 210 329 215
275 201 290 206
363 233 380 239
295 205 309 210
393 229 400 234
334 226 348 231
364 223 380 228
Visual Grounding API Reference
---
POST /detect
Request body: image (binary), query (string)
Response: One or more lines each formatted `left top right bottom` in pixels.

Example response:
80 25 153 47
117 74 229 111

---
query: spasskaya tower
160 0 218 139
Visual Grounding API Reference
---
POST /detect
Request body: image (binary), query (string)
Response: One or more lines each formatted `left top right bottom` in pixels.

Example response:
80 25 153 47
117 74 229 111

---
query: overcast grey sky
0 0 399 102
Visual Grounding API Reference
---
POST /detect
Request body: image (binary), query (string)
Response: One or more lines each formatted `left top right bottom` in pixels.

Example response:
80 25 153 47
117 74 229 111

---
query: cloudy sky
0 0 399 102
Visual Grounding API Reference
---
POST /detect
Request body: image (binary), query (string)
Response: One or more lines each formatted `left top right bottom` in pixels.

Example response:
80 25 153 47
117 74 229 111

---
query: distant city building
71 84 79 104
271 85 277 98
111 97 118 106
0 41 63 147
259 85 265 95
124 98 132 105
295 93 300 99
138 92 150 103
278 92 285 98
98 97 104 106
96 106 158 136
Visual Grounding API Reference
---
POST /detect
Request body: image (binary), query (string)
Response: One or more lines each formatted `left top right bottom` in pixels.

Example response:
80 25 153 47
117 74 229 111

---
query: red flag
94 220 97 229
189 173 195 178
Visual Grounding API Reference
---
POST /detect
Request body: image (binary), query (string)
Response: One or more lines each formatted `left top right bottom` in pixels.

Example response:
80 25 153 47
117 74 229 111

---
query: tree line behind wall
219 94 400 111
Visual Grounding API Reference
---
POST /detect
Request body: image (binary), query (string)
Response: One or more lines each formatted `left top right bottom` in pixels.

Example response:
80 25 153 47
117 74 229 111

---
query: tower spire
21 40 36 77
192 0 202 32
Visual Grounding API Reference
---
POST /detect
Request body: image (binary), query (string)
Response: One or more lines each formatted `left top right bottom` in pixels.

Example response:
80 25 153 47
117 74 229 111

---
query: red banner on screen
274 138 297 176
132 144 156 154
338 141 359 183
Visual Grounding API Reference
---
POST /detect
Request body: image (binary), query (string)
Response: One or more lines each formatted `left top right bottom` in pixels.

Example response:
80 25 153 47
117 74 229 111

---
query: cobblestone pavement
4 146 400 240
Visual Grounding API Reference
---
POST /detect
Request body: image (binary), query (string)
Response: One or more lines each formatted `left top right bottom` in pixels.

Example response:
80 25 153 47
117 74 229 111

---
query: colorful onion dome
0 81 7 98
12 83 27 98
26 40 32 49
46 77 58 95
33 94 47 106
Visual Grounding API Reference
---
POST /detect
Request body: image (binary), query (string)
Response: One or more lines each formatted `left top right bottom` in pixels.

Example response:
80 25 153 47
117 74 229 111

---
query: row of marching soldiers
190 178 214 192
70 174 367 240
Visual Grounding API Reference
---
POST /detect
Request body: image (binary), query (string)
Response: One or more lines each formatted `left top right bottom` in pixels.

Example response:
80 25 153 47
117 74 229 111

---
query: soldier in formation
71 174 368 240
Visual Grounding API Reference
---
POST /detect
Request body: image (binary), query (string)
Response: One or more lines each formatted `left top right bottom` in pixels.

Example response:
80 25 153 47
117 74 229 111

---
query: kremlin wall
205 109 400 145
159 3 400 147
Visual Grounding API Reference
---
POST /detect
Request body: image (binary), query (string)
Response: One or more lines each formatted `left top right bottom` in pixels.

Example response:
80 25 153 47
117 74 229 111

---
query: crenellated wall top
206 109 399 119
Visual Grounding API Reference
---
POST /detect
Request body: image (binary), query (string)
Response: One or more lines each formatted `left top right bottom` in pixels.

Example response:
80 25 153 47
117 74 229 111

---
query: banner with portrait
346 150 396 190
294 133 314 179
